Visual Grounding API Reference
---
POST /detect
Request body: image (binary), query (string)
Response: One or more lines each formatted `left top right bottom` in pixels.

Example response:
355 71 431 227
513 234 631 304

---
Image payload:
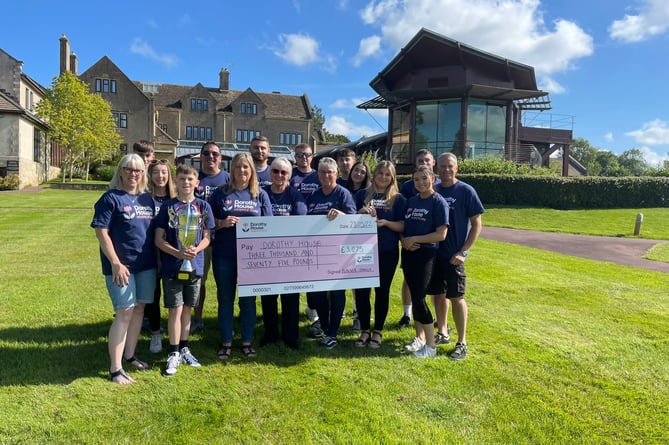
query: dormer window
191 98 208 112
241 102 257 115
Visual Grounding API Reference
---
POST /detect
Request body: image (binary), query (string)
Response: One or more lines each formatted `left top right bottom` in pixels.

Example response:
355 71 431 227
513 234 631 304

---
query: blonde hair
225 153 259 198
364 160 399 209
108 153 148 192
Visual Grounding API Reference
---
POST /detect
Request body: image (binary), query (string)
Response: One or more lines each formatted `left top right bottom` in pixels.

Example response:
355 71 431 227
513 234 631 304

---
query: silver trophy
176 202 201 281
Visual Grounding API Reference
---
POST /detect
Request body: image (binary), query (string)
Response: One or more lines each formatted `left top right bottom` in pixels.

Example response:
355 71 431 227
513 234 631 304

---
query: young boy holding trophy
155 164 215 376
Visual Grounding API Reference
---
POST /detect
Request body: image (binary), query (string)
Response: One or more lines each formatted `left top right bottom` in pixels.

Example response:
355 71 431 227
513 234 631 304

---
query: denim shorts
105 268 157 310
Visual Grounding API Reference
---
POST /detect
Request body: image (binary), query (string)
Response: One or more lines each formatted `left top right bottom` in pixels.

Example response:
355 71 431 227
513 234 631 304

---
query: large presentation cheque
236 214 380 297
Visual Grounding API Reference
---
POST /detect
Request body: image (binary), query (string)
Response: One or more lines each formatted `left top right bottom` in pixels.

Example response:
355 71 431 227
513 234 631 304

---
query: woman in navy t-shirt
210 153 272 360
260 158 307 349
91 153 157 384
306 157 356 349
401 165 448 358
354 160 406 349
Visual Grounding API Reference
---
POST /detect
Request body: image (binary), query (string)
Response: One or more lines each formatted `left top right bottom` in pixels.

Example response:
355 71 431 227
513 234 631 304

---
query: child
155 164 215 376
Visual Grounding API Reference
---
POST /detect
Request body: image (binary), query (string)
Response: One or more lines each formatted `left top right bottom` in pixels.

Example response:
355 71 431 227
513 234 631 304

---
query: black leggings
355 247 399 331
145 274 162 332
401 248 437 325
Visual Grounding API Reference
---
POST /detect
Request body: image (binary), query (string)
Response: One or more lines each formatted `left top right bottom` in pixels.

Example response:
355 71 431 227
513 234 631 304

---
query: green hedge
398 174 669 209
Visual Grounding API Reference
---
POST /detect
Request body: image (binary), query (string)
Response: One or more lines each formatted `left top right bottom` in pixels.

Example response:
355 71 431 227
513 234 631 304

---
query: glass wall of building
414 100 461 158
466 100 507 157
389 104 411 165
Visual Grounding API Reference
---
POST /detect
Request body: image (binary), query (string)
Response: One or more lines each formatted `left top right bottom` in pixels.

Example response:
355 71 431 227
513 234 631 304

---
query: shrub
94 165 116 182
0 174 19 190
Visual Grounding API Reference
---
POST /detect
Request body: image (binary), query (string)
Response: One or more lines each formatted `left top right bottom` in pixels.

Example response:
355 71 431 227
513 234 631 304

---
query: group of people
91 137 484 384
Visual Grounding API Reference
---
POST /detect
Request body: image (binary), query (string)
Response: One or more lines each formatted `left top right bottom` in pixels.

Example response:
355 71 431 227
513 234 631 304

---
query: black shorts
426 256 466 298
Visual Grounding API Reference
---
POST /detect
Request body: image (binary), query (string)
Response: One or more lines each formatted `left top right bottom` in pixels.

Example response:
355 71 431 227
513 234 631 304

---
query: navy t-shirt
263 185 308 216
290 169 320 199
404 193 449 249
196 170 230 201
209 187 273 259
155 198 215 277
355 190 407 253
91 189 157 275
256 166 272 188
307 184 356 215
433 180 484 259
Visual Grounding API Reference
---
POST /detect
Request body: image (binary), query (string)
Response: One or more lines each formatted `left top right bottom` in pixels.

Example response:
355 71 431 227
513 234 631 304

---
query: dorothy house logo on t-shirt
406 207 430 222
223 199 234 212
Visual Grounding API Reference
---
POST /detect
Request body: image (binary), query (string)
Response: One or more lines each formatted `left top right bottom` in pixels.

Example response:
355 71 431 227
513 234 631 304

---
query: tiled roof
135 82 309 119
0 89 22 113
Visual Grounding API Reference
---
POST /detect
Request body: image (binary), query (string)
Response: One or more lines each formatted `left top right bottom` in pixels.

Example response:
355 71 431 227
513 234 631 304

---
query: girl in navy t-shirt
401 165 448 358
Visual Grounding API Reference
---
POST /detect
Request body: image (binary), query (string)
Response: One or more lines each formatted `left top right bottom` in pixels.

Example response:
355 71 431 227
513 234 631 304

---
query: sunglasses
272 168 290 176
202 150 220 158
295 153 313 158
150 159 169 165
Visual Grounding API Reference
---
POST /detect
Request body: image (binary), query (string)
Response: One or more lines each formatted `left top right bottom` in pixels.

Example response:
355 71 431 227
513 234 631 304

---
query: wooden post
634 213 643 236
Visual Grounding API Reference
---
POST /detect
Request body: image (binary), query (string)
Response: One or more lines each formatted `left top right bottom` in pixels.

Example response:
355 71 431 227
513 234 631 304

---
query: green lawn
1 189 668 444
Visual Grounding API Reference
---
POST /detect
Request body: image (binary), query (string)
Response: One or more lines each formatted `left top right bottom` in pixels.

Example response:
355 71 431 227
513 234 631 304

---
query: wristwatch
460 250 468 258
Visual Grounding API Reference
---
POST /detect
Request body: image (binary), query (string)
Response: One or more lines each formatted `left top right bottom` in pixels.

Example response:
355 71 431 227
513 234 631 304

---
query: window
112 113 128 128
240 102 257 115
466 100 506 158
96 78 117 93
120 144 128 153
414 99 461 158
279 133 302 145
33 128 41 161
389 104 411 164
190 98 208 112
142 83 160 93
185 126 212 140
236 129 261 142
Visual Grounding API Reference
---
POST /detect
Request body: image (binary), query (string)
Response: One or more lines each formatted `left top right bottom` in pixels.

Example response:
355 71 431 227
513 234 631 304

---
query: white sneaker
404 337 425 352
165 352 180 376
149 334 162 353
180 347 201 367
413 344 437 358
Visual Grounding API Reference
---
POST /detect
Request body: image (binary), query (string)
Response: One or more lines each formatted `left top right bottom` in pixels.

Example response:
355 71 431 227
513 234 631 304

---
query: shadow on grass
0 314 422 386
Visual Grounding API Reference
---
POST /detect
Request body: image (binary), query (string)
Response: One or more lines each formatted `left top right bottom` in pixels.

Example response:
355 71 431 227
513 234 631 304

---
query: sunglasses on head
202 150 220 158
150 159 169 165
272 168 290 176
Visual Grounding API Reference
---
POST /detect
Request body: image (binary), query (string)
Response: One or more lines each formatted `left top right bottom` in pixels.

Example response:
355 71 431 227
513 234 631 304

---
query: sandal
123 355 150 370
354 330 371 348
241 344 257 358
368 330 383 349
108 368 135 384
217 346 232 361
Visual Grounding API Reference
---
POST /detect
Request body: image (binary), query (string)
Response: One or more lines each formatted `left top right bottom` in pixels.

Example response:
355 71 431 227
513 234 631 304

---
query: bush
93 165 116 182
0 175 19 190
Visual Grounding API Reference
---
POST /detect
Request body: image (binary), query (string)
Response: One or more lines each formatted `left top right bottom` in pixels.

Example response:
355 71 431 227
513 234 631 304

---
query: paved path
481 227 669 273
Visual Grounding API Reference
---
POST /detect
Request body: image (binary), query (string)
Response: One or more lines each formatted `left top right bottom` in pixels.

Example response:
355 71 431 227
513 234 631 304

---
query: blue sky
3 0 669 165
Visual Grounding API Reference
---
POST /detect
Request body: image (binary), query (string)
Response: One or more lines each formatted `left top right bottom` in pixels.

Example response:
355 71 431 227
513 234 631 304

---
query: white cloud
638 146 669 167
538 76 565 94
626 119 669 146
147 19 158 30
331 99 352 109
609 0 669 43
352 35 382 67
357 0 593 81
326 115 379 140
273 33 320 66
129 38 177 68
604 132 614 142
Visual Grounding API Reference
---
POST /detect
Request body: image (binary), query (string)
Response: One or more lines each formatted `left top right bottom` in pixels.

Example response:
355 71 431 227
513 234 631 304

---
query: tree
571 137 601 175
36 72 122 182
618 148 649 176
595 151 629 177
312 105 325 131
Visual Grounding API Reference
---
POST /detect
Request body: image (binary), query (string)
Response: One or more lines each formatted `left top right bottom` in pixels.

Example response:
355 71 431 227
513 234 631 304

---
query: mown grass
1 189 668 444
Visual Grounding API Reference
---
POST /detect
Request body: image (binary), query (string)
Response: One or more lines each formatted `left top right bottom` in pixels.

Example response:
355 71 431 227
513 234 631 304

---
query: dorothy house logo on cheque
241 221 269 233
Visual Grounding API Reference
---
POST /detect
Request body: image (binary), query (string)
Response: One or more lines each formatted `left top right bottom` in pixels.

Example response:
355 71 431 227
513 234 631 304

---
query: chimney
219 68 229 91
59 34 70 74
70 52 78 75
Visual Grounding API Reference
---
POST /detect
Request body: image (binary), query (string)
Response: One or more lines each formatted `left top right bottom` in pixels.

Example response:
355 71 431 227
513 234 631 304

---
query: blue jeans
212 256 256 344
